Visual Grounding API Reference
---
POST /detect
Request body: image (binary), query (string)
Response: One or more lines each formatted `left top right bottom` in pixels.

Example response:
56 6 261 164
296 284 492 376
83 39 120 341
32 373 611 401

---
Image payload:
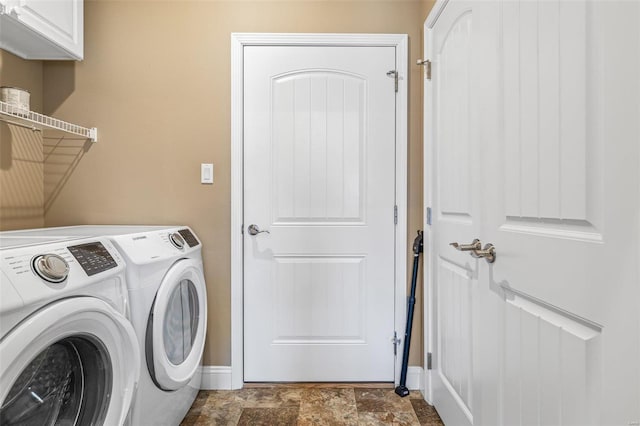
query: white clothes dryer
0 235 140 426
4 226 209 425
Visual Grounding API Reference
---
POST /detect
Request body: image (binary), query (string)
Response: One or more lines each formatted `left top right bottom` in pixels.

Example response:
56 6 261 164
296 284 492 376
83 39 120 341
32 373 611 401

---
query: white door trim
425 0 450 29
231 33 408 389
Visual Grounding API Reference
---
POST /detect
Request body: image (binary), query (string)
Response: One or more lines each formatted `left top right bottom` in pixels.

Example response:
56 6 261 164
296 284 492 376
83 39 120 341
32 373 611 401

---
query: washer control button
169 232 185 250
33 254 69 283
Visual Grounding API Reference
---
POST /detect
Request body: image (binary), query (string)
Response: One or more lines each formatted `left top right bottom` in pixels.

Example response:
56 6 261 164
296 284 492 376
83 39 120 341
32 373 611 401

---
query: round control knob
169 232 185 250
32 254 69 283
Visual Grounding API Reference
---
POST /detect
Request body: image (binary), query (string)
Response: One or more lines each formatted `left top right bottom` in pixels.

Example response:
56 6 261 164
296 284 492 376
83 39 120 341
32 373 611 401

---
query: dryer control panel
68 242 118 276
178 228 200 247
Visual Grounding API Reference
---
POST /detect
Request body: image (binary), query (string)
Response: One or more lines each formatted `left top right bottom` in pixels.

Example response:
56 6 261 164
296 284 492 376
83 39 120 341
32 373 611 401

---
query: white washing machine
0 235 140 425
3 226 209 425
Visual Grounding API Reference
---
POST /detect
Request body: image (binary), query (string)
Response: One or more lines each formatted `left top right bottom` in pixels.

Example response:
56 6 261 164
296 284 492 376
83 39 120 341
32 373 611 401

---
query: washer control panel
67 242 118 276
3 245 73 278
32 254 69 283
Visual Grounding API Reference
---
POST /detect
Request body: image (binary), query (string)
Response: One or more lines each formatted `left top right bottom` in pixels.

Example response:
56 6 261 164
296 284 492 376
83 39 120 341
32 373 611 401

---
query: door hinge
417 59 432 81
392 331 401 355
394 205 398 225
427 352 432 370
386 70 398 93
426 207 432 226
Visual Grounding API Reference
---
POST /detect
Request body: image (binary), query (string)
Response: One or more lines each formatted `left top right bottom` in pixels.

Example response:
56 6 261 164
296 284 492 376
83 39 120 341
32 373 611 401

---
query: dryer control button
169 232 185 250
33 254 69 283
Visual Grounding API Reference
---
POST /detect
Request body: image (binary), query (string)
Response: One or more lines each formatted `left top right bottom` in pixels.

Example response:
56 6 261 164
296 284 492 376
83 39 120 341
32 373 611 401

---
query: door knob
450 239 496 264
247 224 270 236
449 239 481 251
470 243 496 263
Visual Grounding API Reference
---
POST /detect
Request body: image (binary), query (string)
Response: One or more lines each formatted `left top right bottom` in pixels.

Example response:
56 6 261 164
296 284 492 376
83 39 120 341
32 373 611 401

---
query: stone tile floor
181 384 444 425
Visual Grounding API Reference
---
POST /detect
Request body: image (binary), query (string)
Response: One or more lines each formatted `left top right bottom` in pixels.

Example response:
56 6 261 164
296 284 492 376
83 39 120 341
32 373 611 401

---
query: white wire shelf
0 100 97 142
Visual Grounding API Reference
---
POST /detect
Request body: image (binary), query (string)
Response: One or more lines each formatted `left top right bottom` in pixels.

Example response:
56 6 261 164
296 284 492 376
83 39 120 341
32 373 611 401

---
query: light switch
201 163 214 184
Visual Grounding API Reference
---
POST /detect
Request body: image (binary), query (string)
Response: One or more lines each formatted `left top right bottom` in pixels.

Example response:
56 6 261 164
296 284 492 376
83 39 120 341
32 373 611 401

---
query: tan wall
0 51 44 231
42 0 434 368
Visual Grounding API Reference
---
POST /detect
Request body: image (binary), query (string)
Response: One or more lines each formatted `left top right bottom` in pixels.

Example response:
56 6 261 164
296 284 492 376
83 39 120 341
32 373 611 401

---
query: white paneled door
244 45 397 381
426 1 640 425
425 2 479 424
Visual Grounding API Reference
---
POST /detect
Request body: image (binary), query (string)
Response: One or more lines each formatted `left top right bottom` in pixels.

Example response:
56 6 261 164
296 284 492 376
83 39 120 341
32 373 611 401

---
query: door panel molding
231 33 408 389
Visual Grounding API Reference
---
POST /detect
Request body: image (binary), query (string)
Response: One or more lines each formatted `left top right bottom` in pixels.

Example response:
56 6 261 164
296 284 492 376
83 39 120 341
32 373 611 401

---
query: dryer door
0 297 140 426
148 258 207 390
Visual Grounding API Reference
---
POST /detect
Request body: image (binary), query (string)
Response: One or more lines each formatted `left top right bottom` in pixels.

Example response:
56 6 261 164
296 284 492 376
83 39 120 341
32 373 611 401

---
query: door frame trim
231 33 409 389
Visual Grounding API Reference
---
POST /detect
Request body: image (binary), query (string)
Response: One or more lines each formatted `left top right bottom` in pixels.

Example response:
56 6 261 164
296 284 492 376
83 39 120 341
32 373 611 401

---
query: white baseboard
200 366 232 390
407 366 425 391
200 365 425 391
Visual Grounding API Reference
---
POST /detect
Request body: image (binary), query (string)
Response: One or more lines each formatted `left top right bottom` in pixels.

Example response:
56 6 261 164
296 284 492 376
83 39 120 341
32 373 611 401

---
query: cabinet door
0 0 83 60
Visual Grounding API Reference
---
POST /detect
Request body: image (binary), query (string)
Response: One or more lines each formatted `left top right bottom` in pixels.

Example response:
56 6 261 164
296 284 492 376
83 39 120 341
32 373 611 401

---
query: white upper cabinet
0 0 83 60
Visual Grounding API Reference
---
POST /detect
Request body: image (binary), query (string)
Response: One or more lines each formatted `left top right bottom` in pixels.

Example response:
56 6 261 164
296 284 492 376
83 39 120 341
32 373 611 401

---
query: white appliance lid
0 225 177 239
0 236 88 249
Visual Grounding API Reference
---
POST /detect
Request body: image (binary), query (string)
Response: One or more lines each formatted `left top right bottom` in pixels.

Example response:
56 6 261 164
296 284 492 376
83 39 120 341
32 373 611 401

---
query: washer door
148 258 207 391
0 297 140 426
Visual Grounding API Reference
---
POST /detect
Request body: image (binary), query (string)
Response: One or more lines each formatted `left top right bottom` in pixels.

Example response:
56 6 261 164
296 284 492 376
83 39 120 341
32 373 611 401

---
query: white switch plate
201 163 214 184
